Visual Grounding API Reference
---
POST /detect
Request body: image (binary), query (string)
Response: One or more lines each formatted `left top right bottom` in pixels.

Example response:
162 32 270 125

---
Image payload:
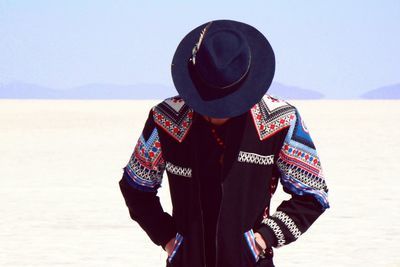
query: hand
254 232 267 256
164 237 176 256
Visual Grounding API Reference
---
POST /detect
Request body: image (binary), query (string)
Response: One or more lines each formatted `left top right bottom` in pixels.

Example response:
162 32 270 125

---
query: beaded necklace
204 116 227 149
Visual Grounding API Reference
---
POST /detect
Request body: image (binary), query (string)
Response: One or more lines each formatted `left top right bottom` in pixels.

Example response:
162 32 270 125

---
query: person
118 19 329 267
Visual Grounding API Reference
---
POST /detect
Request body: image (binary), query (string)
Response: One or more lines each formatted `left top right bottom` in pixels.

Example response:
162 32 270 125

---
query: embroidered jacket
119 94 329 267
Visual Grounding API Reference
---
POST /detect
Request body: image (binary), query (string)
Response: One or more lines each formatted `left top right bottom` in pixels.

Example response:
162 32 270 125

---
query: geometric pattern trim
165 161 192 178
280 142 321 177
167 232 184 263
250 94 296 141
244 229 259 262
238 151 274 165
277 111 329 209
125 127 165 192
153 96 194 143
272 211 302 239
277 158 326 191
261 217 286 247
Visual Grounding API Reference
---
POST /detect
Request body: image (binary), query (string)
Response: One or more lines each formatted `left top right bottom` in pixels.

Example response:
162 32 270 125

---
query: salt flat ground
0 100 399 267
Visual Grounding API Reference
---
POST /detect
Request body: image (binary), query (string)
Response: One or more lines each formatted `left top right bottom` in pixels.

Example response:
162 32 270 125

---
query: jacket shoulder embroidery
276 110 329 209
125 127 165 192
153 96 194 143
250 94 296 140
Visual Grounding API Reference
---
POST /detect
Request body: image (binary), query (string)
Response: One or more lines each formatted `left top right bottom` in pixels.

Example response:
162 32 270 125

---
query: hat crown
194 27 251 89
171 19 275 118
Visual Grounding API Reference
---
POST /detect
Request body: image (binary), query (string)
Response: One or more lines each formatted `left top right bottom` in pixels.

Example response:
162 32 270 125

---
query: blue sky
0 0 399 98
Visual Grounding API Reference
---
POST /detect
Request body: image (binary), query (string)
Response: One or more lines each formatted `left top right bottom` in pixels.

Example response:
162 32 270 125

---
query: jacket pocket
167 232 184 264
243 229 259 263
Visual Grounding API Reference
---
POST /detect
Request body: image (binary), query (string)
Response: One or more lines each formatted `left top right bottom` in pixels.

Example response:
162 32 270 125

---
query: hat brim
171 20 275 118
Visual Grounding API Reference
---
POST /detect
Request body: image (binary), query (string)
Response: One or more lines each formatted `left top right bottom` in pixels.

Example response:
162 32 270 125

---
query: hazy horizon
1 80 399 99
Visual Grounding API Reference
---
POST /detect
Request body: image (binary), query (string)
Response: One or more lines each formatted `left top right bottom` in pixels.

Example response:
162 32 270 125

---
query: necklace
211 127 225 148
204 116 226 149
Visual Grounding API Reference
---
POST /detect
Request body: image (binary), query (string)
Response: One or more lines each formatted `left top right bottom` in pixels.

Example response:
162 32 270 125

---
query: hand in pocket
165 237 176 256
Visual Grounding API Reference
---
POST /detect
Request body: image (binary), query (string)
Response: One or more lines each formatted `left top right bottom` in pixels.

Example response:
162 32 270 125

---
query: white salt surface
0 100 399 267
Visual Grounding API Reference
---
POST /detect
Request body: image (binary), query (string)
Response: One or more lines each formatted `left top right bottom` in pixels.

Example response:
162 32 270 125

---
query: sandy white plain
0 100 399 267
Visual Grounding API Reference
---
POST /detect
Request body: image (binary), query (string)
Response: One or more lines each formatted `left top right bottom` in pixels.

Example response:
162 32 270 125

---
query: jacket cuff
159 216 177 250
254 224 278 248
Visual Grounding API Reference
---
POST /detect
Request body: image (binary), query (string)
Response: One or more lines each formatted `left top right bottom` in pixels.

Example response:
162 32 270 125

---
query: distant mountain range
0 81 325 100
0 82 175 99
268 83 324 99
2 81 399 100
361 84 400 99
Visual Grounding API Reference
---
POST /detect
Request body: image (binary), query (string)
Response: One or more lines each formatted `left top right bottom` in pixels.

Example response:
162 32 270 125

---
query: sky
0 0 399 98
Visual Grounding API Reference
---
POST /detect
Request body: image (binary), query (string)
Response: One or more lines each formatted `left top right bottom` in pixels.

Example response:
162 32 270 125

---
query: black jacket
119 95 329 267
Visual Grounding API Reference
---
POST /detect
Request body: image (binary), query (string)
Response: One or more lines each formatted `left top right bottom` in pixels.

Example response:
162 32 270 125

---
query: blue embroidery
125 127 165 192
278 111 329 209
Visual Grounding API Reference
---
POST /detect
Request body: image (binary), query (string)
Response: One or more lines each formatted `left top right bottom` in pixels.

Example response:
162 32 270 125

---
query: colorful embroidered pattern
272 211 302 239
280 142 320 177
277 111 329 209
244 229 259 262
277 159 326 190
262 217 286 247
250 95 296 141
238 151 274 165
166 161 192 178
168 232 184 263
153 96 194 143
126 127 165 192
134 128 163 168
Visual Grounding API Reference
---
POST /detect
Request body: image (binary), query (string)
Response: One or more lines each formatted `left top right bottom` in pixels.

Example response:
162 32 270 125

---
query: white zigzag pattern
166 161 192 178
272 211 302 239
262 218 286 247
238 151 274 165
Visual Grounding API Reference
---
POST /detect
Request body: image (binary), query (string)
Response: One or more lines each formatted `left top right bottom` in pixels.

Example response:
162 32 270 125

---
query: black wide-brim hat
171 19 275 118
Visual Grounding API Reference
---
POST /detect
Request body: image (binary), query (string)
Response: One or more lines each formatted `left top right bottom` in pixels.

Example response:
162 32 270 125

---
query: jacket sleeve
255 108 329 248
118 109 176 249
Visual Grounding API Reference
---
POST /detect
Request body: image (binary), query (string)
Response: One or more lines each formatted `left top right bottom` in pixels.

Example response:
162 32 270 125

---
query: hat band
194 57 251 90
188 60 250 102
